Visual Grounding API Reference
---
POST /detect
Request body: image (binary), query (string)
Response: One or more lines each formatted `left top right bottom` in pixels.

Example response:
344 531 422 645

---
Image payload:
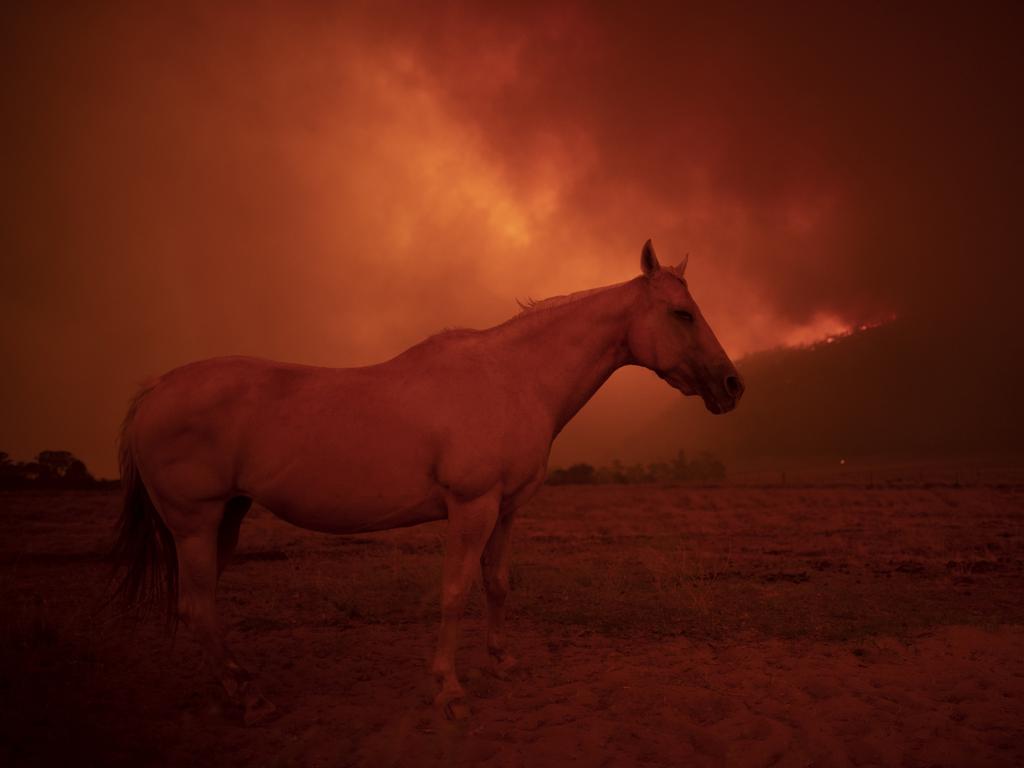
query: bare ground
1 485 1022 767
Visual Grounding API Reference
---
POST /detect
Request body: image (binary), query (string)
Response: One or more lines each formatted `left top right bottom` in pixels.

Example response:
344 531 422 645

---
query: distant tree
687 451 726 482
670 450 689 481
624 463 648 484
646 461 672 483
64 457 93 485
546 449 726 486
0 452 17 486
0 450 99 489
547 463 596 485
37 451 77 483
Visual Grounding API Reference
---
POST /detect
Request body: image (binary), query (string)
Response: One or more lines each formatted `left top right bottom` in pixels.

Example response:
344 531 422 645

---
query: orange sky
1 3 1021 476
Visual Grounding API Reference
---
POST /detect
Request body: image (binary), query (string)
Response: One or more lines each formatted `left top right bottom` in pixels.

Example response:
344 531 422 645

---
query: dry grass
1 484 1022 766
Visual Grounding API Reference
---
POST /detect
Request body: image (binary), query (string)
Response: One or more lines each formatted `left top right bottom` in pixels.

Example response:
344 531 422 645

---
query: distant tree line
0 450 116 490
547 449 726 485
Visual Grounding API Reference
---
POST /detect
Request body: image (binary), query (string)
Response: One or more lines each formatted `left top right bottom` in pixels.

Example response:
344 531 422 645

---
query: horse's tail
110 383 179 627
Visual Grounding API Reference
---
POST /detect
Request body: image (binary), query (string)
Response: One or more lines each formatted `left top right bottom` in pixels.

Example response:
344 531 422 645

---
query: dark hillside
643 317 1024 465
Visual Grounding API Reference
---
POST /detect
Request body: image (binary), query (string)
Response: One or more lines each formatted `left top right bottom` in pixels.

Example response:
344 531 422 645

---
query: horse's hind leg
171 500 275 725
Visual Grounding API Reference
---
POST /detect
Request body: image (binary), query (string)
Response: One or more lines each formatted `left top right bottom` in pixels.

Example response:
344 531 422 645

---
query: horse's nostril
724 374 743 397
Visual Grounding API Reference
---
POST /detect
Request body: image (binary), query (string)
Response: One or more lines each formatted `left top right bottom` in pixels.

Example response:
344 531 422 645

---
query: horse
112 239 744 724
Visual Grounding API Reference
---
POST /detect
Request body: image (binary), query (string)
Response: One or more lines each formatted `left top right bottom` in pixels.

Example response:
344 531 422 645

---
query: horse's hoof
488 653 519 681
435 691 471 721
444 698 471 721
242 692 279 726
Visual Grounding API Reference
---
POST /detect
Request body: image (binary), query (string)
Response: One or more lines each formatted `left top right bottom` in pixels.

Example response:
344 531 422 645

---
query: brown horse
113 240 744 723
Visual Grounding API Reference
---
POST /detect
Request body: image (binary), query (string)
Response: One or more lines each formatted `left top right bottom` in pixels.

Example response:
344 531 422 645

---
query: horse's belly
234 397 450 532
268 493 447 534
246 458 446 535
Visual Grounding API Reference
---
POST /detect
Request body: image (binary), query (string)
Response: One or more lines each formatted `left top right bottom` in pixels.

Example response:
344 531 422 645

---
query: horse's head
628 240 744 414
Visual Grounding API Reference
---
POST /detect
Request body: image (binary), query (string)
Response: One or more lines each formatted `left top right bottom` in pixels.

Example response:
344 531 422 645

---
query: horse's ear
677 253 689 275
641 239 660 277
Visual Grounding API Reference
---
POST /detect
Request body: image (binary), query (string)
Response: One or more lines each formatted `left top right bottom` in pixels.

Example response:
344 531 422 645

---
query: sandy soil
1 484 1022 767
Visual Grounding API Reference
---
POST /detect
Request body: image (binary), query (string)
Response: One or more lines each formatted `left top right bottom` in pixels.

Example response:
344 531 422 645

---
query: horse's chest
437 416 550 499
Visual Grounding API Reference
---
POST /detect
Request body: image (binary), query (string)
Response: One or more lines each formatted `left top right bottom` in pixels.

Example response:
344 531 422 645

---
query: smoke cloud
1 3 1020 475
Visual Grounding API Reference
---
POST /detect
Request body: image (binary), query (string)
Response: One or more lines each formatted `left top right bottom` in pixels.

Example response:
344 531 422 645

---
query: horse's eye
673 309 694 323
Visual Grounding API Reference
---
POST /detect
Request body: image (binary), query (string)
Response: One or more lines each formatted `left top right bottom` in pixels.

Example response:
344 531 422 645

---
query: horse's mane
426 281 629 342
516 284 624 315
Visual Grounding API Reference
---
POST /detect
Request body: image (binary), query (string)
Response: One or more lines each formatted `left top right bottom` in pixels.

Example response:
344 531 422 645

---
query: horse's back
130 356 447 530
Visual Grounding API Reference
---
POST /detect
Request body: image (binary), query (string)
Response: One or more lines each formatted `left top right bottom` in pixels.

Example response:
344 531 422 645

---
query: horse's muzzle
703 395 736 415
724 373 745 400
701 370 744 414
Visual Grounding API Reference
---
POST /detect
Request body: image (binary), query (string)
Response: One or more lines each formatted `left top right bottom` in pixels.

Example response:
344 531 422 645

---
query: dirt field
1 484 1022 767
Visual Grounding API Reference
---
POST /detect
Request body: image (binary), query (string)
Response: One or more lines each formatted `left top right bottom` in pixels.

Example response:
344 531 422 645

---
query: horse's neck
496 279 641 436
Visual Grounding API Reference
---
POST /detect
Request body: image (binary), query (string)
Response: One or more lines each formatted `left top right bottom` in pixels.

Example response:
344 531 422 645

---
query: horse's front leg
432 488 500 720
481 510 517 677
